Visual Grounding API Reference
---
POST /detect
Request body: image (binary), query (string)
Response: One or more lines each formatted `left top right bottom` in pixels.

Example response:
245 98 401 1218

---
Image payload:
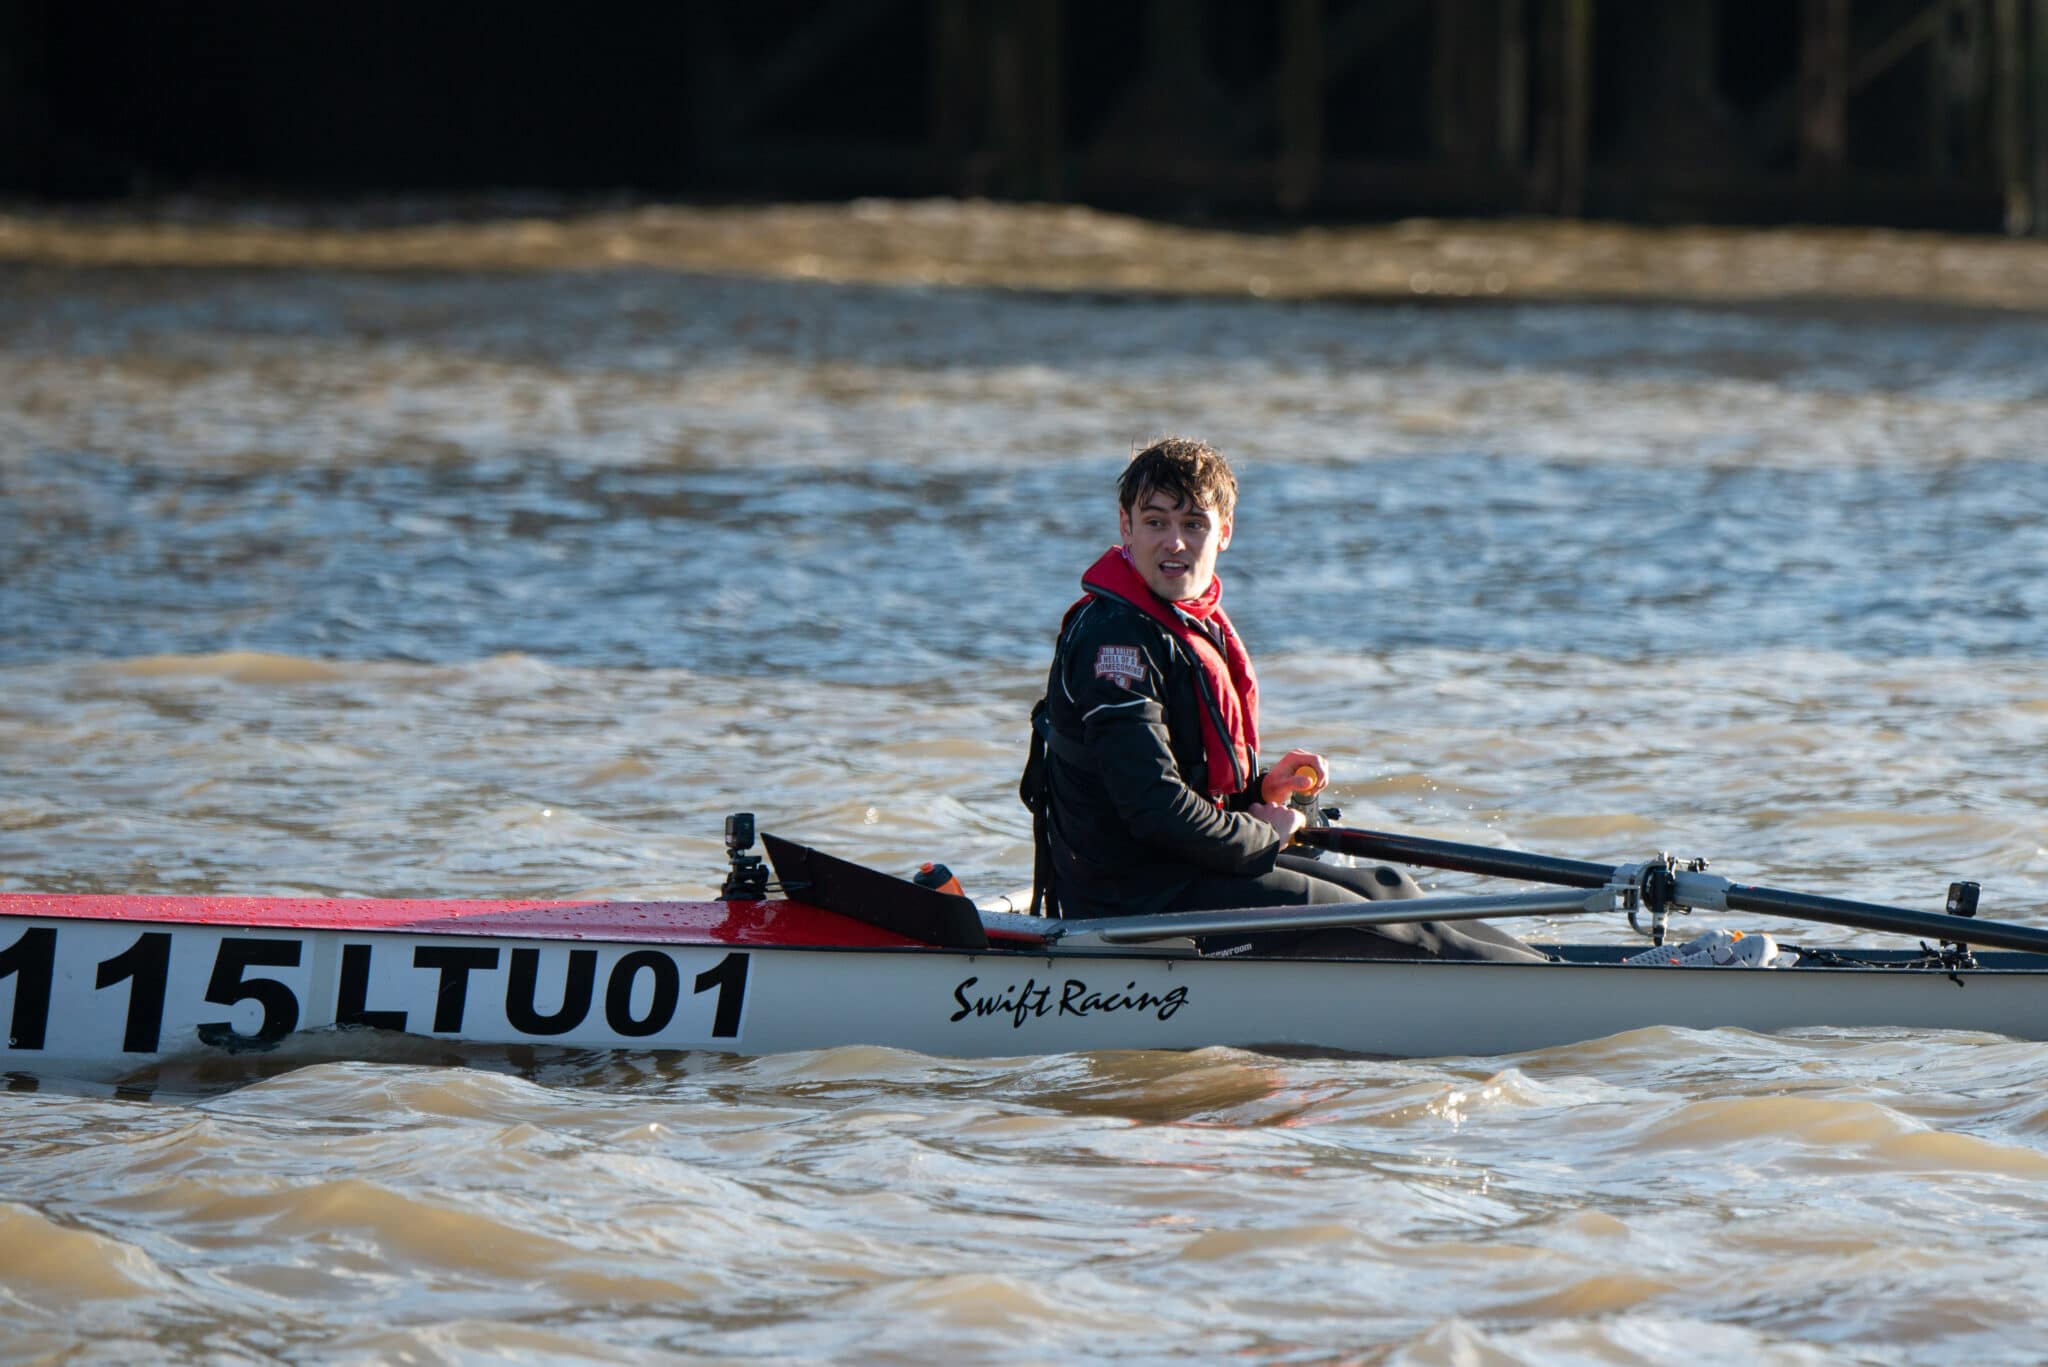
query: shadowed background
5 4 2048 1364
5 0 2048 232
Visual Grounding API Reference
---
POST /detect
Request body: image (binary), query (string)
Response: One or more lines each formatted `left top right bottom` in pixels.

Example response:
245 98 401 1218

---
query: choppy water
3 237 2048 1363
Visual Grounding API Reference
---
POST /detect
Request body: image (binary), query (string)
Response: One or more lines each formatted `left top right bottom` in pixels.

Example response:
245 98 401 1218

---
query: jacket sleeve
1063 626 1283 875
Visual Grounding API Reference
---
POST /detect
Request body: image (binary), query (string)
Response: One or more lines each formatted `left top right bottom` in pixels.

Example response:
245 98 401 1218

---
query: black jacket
1039 590 1280 918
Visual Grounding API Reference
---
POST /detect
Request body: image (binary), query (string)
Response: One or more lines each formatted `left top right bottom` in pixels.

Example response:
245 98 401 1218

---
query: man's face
1119 488 1233 602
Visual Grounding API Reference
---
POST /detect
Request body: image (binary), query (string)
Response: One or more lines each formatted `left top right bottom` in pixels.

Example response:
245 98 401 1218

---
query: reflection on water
4 269 2044 676
7 448 2047 671
3 219 2048 1362
3 648 2044 921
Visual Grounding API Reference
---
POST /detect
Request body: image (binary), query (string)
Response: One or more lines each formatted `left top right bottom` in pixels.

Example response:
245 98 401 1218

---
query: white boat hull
5 912 2044 1078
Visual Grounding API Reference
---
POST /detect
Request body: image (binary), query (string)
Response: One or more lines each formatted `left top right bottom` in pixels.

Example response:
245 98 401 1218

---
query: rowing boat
3 816 2041 1077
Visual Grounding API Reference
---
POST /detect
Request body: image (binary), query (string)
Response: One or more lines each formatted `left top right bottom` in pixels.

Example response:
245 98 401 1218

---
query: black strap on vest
1019 699 1058 917
1020 695 1096 918
1021 601 1097 919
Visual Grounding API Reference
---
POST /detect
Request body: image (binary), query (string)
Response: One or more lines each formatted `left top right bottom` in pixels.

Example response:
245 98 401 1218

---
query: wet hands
1261 750 1328 805
1252 751 1326 844
1249 800 1307 844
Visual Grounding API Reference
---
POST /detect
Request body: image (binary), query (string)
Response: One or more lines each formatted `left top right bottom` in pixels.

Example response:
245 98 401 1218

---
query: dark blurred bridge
5 0 2046 233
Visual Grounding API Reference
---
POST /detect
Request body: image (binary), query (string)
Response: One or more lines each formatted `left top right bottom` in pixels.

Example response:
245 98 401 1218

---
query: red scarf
1071 547 1259 800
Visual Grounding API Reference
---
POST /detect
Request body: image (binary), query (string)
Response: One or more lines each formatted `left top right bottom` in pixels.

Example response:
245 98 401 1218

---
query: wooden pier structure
5 0 2047 234
686 0 2048 233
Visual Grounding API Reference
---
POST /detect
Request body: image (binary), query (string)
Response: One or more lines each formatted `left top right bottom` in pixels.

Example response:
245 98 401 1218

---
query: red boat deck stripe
0 893 933 949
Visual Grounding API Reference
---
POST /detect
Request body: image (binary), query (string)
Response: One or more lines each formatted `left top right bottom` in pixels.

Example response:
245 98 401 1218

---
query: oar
1295 824 2048 958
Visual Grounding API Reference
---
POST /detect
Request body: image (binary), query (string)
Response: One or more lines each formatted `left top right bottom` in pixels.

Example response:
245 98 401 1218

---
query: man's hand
1262 750 1329 805
1249 800 1306 845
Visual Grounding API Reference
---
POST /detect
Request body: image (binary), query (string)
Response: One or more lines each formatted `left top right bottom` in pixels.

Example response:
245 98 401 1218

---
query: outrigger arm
1059 886 1603 947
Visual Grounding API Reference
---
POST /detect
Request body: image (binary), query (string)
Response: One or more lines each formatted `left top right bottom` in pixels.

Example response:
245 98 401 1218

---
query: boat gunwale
5 900 2047 977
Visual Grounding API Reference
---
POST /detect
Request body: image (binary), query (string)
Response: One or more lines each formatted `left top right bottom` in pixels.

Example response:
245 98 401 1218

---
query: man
1026 437 1546 962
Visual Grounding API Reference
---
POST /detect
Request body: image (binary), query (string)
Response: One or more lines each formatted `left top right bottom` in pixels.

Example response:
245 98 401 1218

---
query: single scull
1 815 2039 1077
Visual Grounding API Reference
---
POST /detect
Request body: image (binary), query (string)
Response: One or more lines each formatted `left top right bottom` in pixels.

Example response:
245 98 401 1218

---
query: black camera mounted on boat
1933 879 1981 971
719 812 770 900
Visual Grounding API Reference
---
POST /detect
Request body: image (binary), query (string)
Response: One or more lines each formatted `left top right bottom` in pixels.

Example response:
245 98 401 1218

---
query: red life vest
1068 547 1259 801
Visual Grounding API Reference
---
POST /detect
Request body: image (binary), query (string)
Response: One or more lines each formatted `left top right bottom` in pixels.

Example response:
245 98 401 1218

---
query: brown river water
3 203 2048 1363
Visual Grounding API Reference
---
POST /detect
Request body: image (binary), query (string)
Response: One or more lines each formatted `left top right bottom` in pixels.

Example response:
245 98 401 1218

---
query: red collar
1076 547 1258 798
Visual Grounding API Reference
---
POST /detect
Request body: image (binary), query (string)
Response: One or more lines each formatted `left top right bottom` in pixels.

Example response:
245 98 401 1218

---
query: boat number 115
0 927 750 1052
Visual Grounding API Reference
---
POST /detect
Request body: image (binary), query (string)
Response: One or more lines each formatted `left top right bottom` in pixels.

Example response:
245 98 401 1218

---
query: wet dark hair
1117 437 1238 518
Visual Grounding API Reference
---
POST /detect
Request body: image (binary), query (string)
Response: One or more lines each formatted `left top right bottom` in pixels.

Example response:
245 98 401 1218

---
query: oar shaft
1723 884 2048 957
1301 824 2048 956
1294 826 1615 888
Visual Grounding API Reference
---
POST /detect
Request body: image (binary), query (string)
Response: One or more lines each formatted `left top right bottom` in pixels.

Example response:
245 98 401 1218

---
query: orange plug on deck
913 862 965 897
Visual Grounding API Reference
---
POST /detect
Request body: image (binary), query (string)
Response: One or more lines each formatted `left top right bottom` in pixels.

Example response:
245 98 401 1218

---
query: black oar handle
1294 826 1615 888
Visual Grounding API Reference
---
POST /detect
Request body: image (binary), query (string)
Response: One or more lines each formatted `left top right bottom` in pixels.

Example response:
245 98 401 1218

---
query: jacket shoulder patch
1093 644 1146 687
